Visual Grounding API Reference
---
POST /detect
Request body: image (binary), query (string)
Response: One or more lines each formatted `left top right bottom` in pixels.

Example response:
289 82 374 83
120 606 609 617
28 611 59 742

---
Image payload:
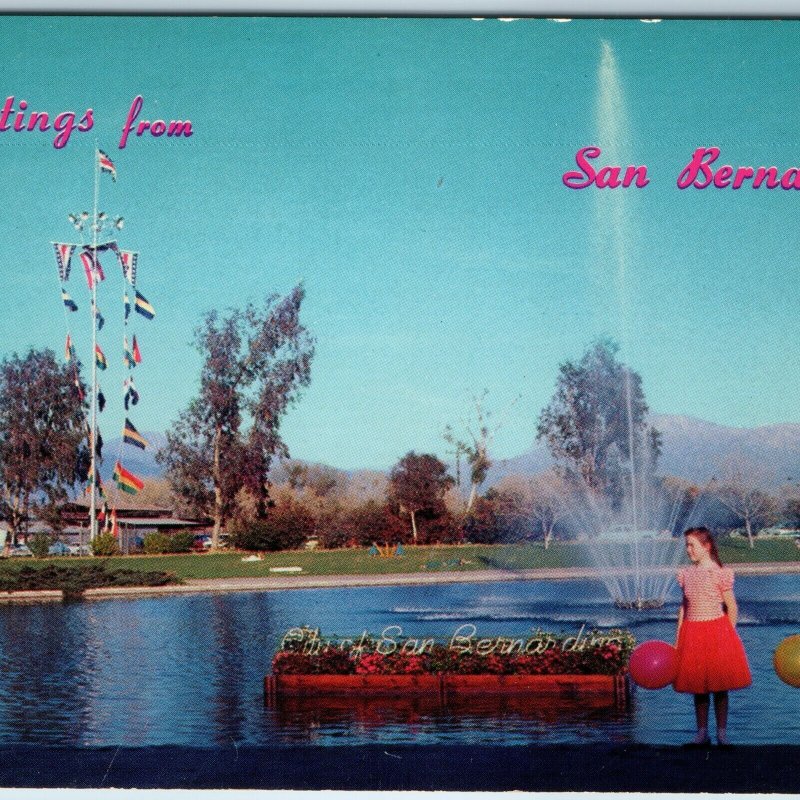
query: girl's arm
676 601 684 645
722 589 738 626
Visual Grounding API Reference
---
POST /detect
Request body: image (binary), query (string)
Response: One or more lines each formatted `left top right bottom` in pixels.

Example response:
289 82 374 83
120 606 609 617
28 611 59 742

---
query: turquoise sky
1 17 799 470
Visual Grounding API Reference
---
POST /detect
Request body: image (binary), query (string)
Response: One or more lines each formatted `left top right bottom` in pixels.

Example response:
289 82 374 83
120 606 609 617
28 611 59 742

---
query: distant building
1 502 209 553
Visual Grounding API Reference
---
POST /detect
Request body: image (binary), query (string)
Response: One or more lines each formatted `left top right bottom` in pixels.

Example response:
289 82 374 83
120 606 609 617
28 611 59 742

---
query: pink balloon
629 640 677 689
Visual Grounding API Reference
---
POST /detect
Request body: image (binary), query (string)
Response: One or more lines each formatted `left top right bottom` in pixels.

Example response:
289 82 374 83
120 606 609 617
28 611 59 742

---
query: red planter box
443 673 624 697
265 673 629 708
270 673 441 697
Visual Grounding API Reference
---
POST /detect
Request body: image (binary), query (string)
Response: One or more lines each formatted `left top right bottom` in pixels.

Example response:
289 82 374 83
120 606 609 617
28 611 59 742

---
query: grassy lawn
717 536 800 563
0 537 796 582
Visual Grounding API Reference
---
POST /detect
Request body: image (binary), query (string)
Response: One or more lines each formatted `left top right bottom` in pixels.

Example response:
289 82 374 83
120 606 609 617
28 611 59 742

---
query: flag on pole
124 292 131 321
123 336 135 369
92 301 105 331
62 289 78 312
98 501 109 525
111 509 119 538
80 250 106 290
118 251 138 286
123 378 139 410
134 290 155 319
95 344 107 370
98 149 117 181
81 251 94 290
53 243 76 282
132 335 142 364
123 418 148 450
82 246 106 280
98 387 106 412
87 463 105 498
65 334 73 362
113 461 144 495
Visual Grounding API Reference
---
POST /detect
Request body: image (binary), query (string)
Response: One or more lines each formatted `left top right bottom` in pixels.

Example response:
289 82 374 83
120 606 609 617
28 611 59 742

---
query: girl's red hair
684 526 723 567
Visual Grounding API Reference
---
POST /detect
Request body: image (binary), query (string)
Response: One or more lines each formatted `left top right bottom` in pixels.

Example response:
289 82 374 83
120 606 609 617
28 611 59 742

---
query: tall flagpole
90 146 100 542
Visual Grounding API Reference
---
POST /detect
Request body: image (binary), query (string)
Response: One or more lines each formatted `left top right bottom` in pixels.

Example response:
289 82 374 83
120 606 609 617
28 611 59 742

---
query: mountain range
488 414 800 490
101 415 800 490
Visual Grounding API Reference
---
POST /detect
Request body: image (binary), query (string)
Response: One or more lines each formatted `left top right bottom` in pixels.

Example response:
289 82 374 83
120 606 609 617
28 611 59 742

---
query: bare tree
709 459 778 548
778 479 800 530
528 469 573 549
444 390 517 514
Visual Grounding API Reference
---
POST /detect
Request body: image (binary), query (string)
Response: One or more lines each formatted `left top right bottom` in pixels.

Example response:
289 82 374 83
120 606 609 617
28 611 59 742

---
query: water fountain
581 42 692 610
565 469 693 610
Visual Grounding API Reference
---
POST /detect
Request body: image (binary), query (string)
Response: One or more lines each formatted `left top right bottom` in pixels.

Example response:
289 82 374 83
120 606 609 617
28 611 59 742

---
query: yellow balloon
774 635 800 688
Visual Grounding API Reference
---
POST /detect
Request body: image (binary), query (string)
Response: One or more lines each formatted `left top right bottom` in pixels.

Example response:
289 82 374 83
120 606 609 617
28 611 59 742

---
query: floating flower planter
265 672 629 708
265 626 634 709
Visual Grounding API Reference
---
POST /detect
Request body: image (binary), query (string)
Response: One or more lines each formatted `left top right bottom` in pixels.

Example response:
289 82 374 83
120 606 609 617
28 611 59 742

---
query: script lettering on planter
280 624 627 657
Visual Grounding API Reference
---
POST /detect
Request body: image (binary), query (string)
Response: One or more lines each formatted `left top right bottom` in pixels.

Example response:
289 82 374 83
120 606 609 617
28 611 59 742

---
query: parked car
10 544 33 557
48 541 72 556
67 544 92 556
191 535 213 552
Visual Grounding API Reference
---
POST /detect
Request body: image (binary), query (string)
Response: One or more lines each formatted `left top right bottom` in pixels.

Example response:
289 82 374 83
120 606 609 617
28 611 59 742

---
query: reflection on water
272 694 633 746
0 576 798 746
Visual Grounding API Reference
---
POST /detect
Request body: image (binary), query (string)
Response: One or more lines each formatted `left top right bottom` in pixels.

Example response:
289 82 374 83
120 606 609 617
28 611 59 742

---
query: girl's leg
692 693 710 743
713 691 729 744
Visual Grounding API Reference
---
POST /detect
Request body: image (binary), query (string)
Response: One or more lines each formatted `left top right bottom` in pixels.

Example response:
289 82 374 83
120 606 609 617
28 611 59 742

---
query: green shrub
230 502 313 551
169 530 195 553
0 563 180 599
90 532 120 556
318 527 350 549
29 533 52 559
143 531 195 554
143 532 171 554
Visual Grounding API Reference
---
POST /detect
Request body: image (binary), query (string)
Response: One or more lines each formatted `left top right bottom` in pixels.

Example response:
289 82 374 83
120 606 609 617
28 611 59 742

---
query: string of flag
51 148 157 537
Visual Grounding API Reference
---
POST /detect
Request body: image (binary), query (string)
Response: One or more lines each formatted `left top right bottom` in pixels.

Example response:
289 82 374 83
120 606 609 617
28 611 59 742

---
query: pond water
0 576 798 748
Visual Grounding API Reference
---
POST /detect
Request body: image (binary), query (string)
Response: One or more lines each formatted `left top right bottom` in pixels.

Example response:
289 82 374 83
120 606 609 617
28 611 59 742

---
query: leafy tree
0 349 87 543
388 452 453 543
537 339 660 507
285 461 309 491
37 500 68 539
462 494 501 544
659 476 703 535
158 286 314 548
332 499 406 548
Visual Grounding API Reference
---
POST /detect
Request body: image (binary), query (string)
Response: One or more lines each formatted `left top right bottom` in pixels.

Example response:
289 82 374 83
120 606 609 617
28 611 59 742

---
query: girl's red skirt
673 616 752 694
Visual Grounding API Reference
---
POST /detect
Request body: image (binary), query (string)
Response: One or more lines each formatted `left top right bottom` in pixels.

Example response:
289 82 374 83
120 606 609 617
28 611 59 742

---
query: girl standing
674 527 751 745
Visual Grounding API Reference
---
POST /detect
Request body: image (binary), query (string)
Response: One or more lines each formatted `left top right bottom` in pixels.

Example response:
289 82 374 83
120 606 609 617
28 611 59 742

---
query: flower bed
267 627 634 708
272 629 634 676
